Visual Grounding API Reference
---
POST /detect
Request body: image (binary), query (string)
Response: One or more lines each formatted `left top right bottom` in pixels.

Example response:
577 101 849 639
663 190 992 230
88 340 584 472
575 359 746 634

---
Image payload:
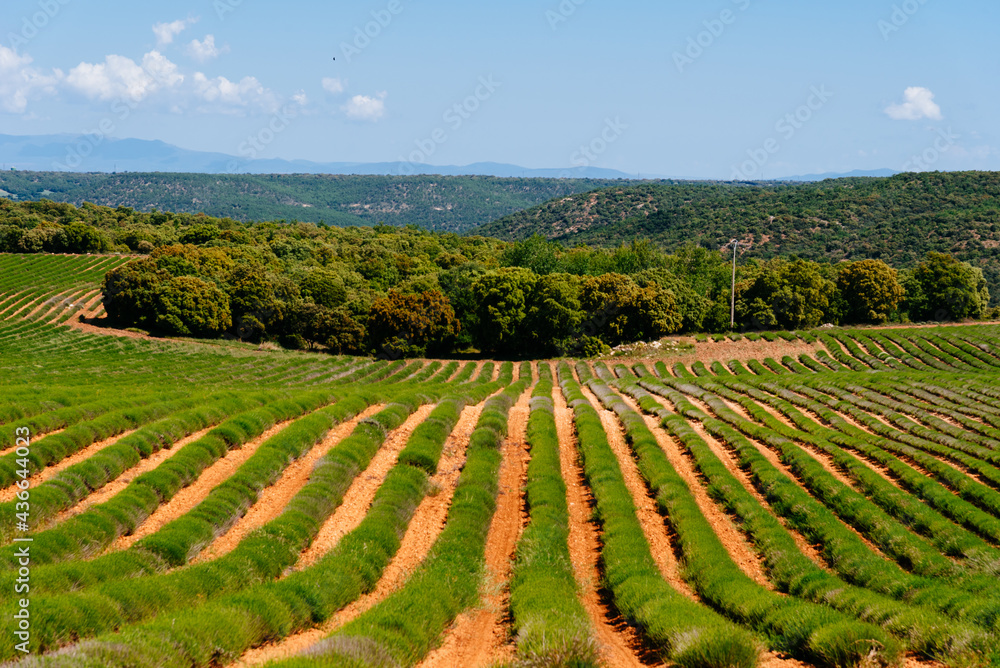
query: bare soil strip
110 419 299 552
295 403 437 569
234 399 487 667
192 405 386 564
637 397 775 590
553 383 647 668
0 429 139 503
660 397 833 572
579 383 696 600
417 384 533 668
48 424 221 527
674 390 891 559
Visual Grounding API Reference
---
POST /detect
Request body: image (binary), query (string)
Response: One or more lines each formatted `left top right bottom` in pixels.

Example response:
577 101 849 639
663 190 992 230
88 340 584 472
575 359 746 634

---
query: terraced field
3 253 1000 667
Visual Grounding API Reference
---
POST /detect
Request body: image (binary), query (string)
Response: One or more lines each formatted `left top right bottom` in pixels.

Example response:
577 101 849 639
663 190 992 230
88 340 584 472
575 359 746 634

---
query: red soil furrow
47 424 222 527
24 292 81 321
192 405 386 564
234 399 486 667
294 403 437 569
653 386 891 560
417 383 534 668
813 394 997 491
640 407 775 590
553 383 647 668
579 383 696 600
741 397 875 494
0 291 29 316
0 429 139 503
46 290 100 325
110 418 299 553
7 295 49 319
660 397 833 571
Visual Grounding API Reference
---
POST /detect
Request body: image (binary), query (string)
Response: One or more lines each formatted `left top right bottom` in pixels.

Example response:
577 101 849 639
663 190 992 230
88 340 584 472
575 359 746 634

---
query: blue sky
1 0 997 178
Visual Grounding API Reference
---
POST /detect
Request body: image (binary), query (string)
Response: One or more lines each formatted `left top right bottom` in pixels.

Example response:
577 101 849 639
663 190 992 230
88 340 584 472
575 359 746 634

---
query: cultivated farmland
3 254 1000 668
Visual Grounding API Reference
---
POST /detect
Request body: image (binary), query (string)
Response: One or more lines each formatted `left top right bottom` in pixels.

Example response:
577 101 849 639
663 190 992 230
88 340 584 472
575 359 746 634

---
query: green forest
0 171 620 232
478 171 1000 298
0 197 992 359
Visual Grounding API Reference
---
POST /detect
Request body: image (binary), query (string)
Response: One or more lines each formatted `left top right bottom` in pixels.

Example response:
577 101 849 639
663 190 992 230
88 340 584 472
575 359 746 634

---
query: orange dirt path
110 418 298 553
48 424 221 527
675 400 831 570
553 382 647 668
296 402 437 569
668 387 891 560
652 410 775 590
192 404 385 564
233 398 487 667
417 382 534 668
579 381 696 600
0 429 138 503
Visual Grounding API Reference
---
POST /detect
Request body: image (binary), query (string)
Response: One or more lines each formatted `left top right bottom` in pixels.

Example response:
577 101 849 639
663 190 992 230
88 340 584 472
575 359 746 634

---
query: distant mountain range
0 134 636 180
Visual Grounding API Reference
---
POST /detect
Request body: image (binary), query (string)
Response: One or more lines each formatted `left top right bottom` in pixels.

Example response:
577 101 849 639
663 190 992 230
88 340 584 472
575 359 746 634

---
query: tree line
0 199 991 358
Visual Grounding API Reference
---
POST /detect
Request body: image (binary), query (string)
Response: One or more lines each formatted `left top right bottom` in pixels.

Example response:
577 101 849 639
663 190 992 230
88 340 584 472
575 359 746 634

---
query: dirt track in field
0 428 139 503
193 404 385 564
49 424 221 526
664 386 891 559
233 397 487 667
109 418 298 552
579 381 696 600
417 383 533 668
553 381 648 668
643 398 775 590
296 402 438 569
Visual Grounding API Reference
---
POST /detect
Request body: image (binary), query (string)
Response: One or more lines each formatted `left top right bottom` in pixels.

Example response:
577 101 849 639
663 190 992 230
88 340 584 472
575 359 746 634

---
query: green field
3 254 1000 668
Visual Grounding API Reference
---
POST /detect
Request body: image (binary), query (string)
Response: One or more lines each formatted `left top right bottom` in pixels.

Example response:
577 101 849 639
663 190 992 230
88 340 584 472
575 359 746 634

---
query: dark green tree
366 289 460 358
905 252 990 321
152 276 232 336
837 259 904 324
471 268 538 355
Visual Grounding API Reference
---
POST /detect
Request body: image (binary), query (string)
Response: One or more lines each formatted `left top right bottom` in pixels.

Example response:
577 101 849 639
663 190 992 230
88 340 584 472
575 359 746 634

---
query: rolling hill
0 170 624 233
475 171 1000 289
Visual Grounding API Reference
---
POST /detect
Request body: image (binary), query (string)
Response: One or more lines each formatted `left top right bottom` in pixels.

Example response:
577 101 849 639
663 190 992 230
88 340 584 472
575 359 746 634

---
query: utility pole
724 238 751 329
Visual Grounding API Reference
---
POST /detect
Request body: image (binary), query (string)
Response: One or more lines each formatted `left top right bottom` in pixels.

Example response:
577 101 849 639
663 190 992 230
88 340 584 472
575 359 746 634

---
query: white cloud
187 35 228 62
65 51 182 102
885 86 943 121
0 46 60 113
193 72 280 114
292 90 308 106
322 77 345 94
153 18 198 45
343 92 386 121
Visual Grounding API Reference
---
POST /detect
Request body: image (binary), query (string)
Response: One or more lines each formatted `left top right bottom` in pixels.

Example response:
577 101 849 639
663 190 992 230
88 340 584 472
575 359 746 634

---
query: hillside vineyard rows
4 255 1000 668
